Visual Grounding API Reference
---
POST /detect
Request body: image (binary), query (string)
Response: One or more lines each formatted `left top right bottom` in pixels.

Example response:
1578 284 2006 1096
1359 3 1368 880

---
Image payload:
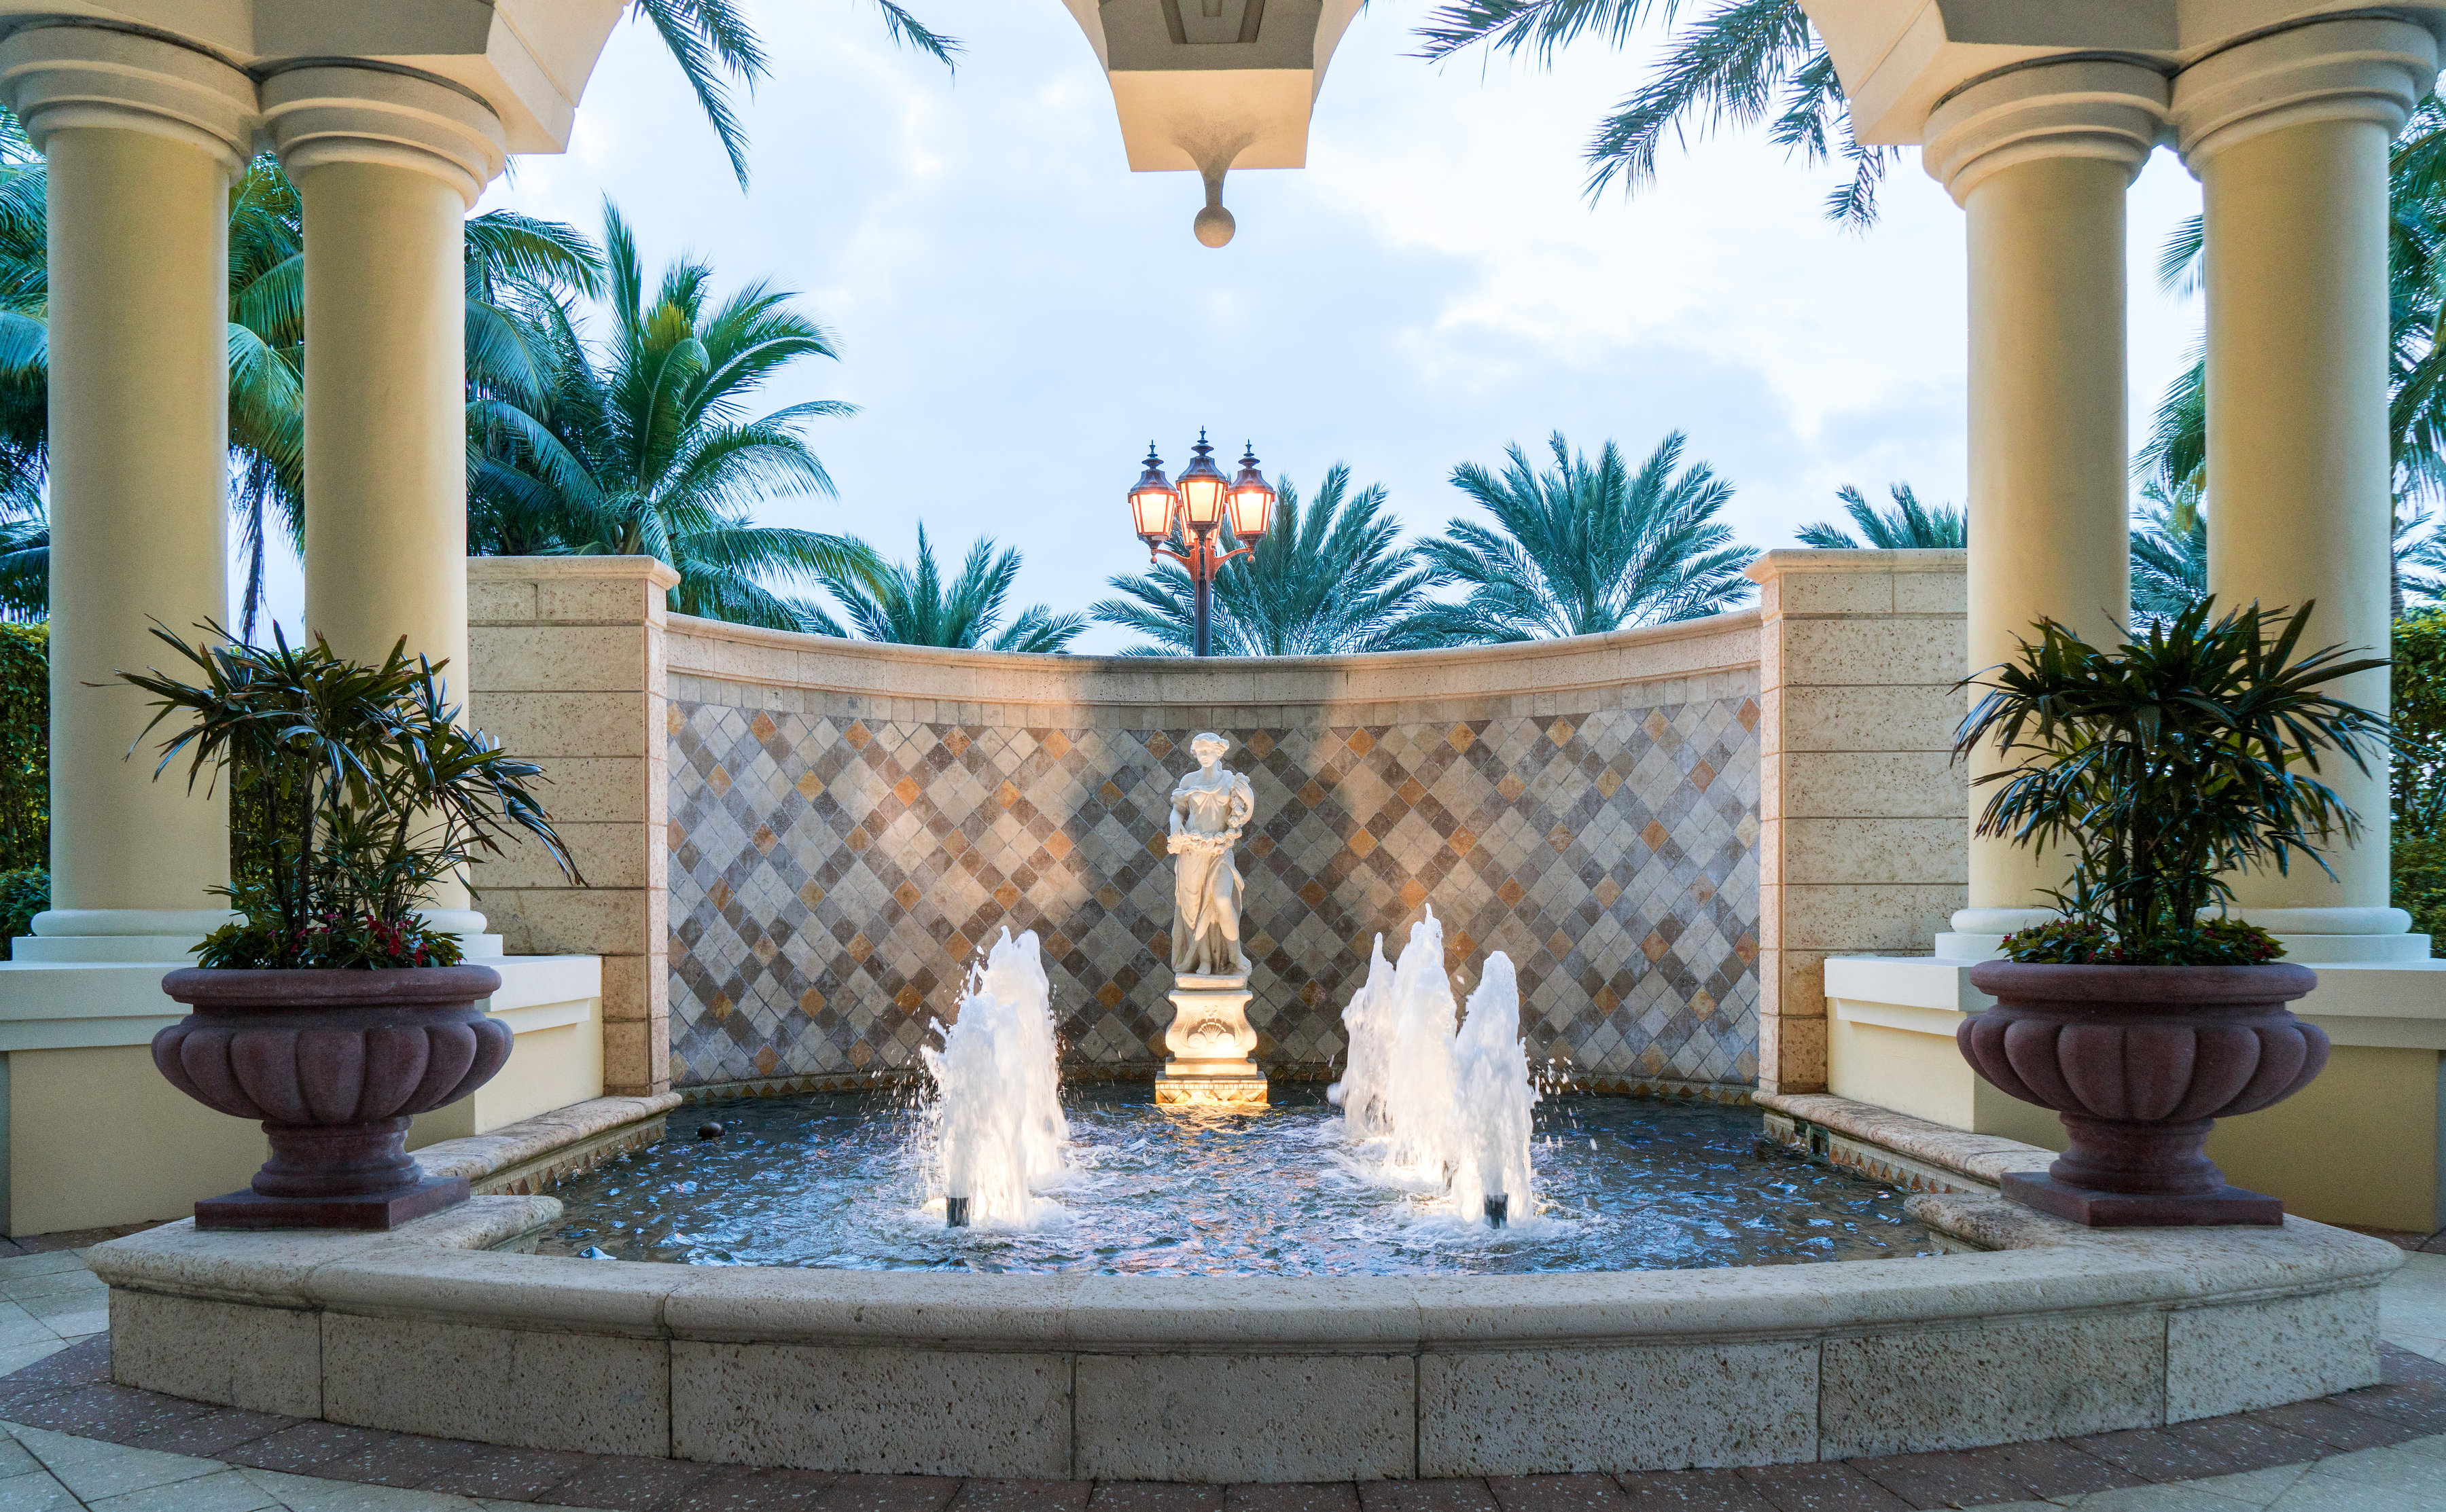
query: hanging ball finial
1194 203 1235 248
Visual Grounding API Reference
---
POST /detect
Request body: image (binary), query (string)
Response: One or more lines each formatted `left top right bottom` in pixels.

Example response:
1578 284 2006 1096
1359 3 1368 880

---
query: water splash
921 929 1069 1227
1451 953 1537 1226
1330 910 1540 1225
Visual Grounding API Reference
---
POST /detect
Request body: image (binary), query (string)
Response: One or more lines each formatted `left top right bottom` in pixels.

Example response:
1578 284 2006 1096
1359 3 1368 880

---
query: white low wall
90 1193 2398 1480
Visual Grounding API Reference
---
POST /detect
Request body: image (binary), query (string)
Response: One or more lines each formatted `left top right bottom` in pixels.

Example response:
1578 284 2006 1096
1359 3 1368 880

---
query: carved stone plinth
1154 974 1268 1108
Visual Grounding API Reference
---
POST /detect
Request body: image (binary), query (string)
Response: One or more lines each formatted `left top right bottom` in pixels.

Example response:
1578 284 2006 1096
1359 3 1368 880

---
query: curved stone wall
662 614 1764 1093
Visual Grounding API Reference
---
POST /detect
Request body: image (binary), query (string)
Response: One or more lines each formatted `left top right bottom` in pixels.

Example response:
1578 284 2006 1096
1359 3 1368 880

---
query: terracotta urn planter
1957 961 2327 1226
154 965 509 1229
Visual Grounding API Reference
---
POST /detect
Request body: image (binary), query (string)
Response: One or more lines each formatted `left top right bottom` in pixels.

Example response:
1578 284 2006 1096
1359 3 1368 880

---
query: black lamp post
1129 431 1277 656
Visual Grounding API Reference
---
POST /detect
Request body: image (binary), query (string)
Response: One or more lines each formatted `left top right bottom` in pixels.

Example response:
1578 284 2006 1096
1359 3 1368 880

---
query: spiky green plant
1090 466 1442 656
1959 599 2395 962
1407 431 1754 643
805 526 1083 653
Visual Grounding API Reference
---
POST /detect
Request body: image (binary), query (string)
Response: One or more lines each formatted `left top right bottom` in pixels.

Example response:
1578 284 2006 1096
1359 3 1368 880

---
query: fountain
1330 910 1540 1225
1156 732 1269 1106
921 929 1069 1227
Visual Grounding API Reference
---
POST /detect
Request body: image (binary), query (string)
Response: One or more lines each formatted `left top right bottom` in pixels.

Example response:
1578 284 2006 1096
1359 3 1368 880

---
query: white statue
1167 732 1256 978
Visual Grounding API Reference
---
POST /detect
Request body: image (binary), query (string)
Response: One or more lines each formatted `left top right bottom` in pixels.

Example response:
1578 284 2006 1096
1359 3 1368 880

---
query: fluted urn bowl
155 965 507 1230
1959 961 2326 1227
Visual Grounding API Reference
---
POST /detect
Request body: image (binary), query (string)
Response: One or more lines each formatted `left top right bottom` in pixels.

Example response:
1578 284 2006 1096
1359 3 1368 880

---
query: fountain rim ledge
85 1193 2399 1476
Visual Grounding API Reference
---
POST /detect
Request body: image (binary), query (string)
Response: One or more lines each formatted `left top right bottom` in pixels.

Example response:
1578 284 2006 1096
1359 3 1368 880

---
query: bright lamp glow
1128 446 1178 541
1226 445 1275 541
1176 433 1227 529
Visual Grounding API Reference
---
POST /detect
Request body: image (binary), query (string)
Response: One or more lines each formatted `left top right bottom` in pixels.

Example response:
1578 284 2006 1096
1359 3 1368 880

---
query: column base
13 908 241 963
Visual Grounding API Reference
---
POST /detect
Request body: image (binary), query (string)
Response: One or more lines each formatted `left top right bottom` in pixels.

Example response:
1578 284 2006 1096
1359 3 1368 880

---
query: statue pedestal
1154 973 1269 1108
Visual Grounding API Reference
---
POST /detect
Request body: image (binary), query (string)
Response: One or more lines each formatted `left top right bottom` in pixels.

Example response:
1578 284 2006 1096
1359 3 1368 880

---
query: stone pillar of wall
1750 550 1967 1096
467 558 680 1096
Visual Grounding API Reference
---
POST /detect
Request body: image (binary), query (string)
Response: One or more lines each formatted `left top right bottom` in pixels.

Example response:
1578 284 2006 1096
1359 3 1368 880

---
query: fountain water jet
1451 953 1537 1227
922 929 1069 1227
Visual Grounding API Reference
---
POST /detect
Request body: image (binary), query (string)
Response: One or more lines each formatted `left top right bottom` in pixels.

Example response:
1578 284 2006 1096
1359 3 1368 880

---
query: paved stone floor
1 1252 2443 1511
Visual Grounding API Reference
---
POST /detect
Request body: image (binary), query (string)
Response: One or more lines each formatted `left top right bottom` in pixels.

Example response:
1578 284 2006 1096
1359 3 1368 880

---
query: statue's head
1190 732 1230 764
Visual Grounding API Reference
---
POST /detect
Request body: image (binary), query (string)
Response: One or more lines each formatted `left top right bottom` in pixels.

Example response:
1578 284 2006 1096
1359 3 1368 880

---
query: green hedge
2394 610 2446 943
0 622 41 874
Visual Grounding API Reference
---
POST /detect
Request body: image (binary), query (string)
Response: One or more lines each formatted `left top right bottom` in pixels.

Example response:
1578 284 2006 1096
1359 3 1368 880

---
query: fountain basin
89 1184 2396 1480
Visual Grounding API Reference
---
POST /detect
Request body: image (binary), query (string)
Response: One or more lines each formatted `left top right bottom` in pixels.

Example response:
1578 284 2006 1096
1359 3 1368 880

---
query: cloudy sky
250 0 2210 653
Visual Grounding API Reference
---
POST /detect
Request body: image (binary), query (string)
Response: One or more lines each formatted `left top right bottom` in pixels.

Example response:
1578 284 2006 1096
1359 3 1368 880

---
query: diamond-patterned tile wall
668 679 1761 1092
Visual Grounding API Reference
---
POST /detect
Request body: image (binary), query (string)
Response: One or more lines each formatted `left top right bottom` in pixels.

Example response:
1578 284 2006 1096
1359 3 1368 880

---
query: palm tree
1406 431 1755 644
2129 478 2446 624
1415 0 1887 225
469 203 877 630
1796 483 1964 550
805 525 1083 653
626 0 959 187
1089 466 1442 656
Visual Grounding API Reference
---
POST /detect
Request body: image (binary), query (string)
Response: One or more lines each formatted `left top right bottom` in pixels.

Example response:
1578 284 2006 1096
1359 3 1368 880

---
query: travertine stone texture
412 1092 682 1186
664 615 1762 1090
1072 1353 1416 1481
468 558 681 1095
86 1191 2405 1480
1820 1309 2167 1457
1416 1341 1816 1475
672 1342 1070 1477
105 1289 319 1418
1748 552 1967 1096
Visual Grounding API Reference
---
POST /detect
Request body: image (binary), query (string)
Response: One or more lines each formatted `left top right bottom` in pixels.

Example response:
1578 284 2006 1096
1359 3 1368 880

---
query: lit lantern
1129 445 1180 543
1175 431 1227 530
1226 444 1275 542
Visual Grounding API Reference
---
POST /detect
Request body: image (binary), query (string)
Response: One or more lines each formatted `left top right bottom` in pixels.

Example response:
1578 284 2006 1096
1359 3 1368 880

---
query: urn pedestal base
1156 974 1269 1109
195 1174 471 1231
2002 1172 2283 1228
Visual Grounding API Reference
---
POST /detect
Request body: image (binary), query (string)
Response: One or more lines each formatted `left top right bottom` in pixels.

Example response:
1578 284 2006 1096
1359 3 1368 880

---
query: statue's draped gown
1171 768 1254 975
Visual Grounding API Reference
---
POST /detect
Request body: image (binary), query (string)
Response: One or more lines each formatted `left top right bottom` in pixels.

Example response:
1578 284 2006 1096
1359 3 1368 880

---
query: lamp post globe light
1128 431 1276 656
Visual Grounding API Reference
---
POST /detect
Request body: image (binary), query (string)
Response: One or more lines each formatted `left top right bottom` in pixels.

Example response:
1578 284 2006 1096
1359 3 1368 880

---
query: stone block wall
660 616 1765 1092
1750 550 1969 1096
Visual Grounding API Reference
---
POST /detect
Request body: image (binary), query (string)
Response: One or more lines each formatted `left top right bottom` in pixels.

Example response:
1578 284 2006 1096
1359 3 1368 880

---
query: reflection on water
536 1085 1939 1275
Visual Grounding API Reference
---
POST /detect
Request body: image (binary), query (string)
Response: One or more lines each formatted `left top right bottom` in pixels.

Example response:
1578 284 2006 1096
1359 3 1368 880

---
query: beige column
266 68 505 931
2176 18 2437 961
0 29 253 957
1921 62 2165 954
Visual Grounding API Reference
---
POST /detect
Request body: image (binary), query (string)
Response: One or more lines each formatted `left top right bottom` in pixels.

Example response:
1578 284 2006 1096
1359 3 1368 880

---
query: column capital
2174 16 2439 167
264 65 505 208
1923 58 2169 206
0 24 253 170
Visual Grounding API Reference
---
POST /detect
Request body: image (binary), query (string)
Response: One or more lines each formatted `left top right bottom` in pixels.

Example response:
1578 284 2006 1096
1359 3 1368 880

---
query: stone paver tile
0 1256 88 1285
88 1464 284 1511
2265 1474 2441 1511
1355 1479 1497 1512
2378 1346 2446 1388
952 1479 1093 1512
1088 1486 1224 1512
2240 1401 2413 1456
4 1381 208 1443
321 1433 499 1490
420 1447 599 1502
2168 1462 2314 1507
2070 1419 2326 1484
2303 1440 2446 1500
0 1337 110 1409
0 1437 32 1480
2058 1488 2259 1511
1959 1441 2145 1500
2330 1381 2446 1437
7 1420 225 1501
129 1405 296 1458
223 1422 405 1476
0 1270 101 1304
0 1308 58 1357
0 1468 76 1512
817 1476 962 1512
239 1464 491 1509
1611 1468 1777 1510
1729 1464 1910 1512
0 1347 67 1389
13 1291 108 1337
1224 1486 1361 1512
1486 1475 1631 1512
1841 1450 2039 1511
537 1454 721 1512
669 1466 836 1511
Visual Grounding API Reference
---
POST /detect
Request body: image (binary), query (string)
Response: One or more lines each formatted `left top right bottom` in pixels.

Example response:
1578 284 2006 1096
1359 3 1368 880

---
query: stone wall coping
469 555 680 588
1745 549 1967 582
412 1093 682 1183
663 608 1763 710
1758 1090 2058 1187
89 1190 2396 1349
